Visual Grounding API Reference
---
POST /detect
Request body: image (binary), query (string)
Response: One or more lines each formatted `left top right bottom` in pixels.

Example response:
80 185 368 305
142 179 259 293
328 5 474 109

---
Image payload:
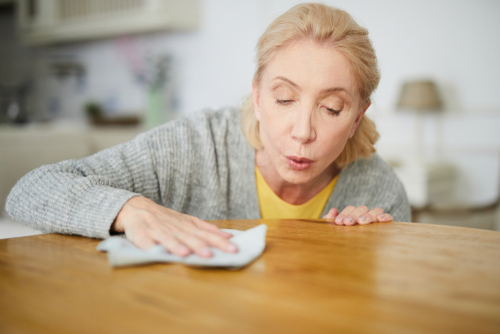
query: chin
279 167 316 185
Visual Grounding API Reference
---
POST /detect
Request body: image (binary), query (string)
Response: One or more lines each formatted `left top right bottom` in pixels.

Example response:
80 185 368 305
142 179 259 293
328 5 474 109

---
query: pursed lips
285 155 314 171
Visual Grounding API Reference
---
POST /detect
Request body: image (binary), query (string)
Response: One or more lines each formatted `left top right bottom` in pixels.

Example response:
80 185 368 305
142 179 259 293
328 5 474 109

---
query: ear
349 101 370 138
252 80 261 121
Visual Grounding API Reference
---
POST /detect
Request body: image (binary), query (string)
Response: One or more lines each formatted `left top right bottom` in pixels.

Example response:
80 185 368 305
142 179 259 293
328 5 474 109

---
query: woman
6 3 410 258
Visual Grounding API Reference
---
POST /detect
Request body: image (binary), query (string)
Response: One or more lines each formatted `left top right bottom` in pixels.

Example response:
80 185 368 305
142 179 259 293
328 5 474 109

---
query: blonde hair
240 3 380 167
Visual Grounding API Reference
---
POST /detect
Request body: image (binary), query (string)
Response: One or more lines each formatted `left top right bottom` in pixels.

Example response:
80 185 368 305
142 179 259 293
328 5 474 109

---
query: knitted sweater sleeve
5 108 237 239
5 130 160 239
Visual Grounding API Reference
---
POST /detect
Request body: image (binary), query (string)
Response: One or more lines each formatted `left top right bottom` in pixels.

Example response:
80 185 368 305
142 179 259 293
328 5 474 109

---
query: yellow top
255 167 338 219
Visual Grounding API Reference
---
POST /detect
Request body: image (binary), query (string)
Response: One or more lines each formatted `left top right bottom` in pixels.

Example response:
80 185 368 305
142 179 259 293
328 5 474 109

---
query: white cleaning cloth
97 224 267 268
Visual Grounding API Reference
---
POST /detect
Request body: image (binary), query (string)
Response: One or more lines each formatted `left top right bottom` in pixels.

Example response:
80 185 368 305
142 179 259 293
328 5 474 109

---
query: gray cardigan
6 107 410 239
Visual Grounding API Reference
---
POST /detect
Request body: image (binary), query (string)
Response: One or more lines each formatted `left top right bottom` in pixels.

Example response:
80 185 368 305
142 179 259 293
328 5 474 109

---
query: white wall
28 0 500 115
3 0 500 206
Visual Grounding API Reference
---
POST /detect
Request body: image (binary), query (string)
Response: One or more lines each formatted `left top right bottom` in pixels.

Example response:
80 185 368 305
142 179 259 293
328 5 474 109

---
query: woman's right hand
111 197 238 258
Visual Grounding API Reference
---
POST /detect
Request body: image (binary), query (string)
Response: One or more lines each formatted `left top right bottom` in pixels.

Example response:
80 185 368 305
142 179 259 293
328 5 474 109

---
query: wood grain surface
1 220 499 334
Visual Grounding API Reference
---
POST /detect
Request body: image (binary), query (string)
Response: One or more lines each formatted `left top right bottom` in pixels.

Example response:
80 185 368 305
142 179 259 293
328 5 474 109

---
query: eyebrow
272 76 349 96
273 76 301 91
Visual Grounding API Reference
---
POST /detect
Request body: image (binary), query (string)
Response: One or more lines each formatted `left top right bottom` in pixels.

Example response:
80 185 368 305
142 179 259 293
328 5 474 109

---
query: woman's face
253 38 369 185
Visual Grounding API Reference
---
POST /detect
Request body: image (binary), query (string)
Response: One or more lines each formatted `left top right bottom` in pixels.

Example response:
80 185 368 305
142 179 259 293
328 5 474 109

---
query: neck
255 150 340 205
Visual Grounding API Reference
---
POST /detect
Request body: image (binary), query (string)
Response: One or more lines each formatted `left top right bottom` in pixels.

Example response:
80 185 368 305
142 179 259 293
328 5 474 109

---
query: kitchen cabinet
17 0 200 45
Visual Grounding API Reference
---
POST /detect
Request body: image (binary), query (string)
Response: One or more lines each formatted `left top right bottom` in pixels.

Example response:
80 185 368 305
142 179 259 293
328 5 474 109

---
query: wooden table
1 220 500 334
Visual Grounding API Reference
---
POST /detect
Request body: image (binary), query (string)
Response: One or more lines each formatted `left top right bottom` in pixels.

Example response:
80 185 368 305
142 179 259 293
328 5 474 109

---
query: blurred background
1 0 499 238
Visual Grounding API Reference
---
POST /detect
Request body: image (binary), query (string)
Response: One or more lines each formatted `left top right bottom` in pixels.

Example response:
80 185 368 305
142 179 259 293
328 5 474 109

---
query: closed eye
276 99 294 106
325 107 341 115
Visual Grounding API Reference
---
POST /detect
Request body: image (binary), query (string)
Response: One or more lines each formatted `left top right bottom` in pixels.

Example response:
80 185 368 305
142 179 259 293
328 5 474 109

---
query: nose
290 107 316 144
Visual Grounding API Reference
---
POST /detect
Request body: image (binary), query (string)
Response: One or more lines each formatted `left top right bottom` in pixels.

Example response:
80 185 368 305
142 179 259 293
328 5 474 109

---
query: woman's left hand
322 205 393 225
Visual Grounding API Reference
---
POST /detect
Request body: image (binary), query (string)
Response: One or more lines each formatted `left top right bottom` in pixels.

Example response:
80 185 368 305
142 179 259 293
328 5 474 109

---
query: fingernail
335 216 343 223
226 243 238 252
359 216 366 222
199 247 212 257
176 245 189 256
377 214 385 220
343 217 352 223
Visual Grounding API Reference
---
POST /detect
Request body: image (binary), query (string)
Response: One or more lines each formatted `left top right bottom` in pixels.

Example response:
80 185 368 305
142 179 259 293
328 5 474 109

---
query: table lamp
397 80 443 164
394 80 457 209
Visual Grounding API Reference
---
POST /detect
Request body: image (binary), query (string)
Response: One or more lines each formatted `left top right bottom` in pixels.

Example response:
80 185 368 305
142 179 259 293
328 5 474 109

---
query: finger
126 229 158 251
335 205 357 225
358 207 384 225
146 216 211 257
358 213 374 225
193 219 233 238
335 205 356 225
185 224 238 254
127 220 191 256
323 208 339 220
377 213 394 222
342 205 370 225
152 232 191 257
171 230 214 258
156 215 236 257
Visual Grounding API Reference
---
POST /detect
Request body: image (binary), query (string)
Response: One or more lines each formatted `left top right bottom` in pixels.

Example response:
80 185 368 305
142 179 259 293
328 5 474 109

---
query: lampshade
397 80 443 111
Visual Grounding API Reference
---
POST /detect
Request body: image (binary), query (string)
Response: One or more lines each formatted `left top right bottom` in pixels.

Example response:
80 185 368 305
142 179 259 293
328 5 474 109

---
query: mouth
285 156 314 171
